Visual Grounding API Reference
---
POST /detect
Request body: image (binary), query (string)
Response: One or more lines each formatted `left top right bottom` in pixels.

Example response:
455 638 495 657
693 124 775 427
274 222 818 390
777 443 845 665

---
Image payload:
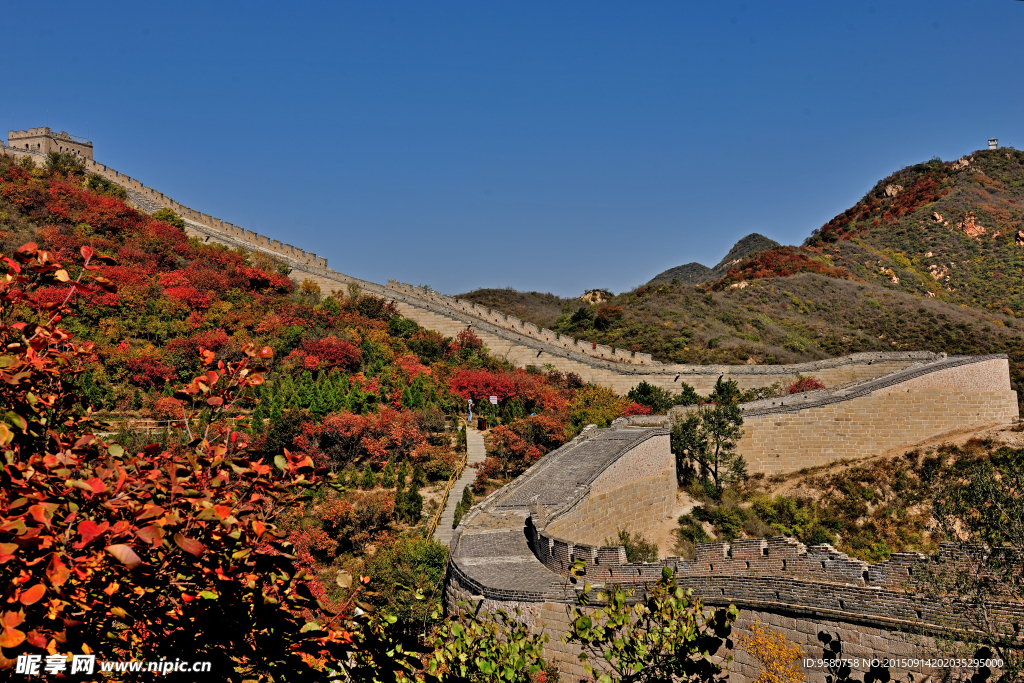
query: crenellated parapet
385 278 654 365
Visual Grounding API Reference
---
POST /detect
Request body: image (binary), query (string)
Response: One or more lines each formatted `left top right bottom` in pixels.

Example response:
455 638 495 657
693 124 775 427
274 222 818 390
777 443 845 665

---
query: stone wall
737 356 1018 474
447 537 1023 682
448 420 1021 682
542 435 674 549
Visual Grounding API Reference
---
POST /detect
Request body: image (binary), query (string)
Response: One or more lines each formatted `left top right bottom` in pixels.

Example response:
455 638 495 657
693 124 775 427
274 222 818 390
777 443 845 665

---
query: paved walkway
433 426 486 546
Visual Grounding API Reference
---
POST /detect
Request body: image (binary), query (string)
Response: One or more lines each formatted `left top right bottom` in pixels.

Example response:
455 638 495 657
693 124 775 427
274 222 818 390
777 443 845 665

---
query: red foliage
164 285 211 309
787 377 827 394
620 402 653 416
448 369 517 402
101 263 154 290
165 328 231 361
298 407 426 468
0 245 377 672
46 181 146 234
394 353 431 378
285 337 362 372
454 328 483 351
712 247 850 290
125 353 177 387
239 266 293 293
887 174 948 219
153 396 185 420
0 166 45 214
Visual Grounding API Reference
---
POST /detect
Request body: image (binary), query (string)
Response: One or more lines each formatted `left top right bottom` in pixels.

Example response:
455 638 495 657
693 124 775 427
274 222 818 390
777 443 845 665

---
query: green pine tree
380 461 396 488
360 463 376 489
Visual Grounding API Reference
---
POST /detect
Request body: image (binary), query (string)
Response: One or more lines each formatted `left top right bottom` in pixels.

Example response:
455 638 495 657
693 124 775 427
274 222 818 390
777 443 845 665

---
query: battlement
7 127 93 160
386 279 652 365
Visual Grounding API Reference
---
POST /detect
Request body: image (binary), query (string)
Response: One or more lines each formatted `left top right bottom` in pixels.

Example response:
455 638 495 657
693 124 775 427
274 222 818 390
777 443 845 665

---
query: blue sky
6 1 1023 296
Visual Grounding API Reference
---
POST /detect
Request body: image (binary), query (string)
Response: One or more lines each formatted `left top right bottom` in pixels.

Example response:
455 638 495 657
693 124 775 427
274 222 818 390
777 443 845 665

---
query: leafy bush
607 528 657 563
787 376 826 394
362 535 449 633
45 151 85 177
83 173 128 199
151 207 185 228
627 380 700 413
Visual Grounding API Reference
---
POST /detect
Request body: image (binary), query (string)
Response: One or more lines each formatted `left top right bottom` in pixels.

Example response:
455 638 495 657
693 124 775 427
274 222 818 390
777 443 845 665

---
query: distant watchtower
7 127 93 160
989 138 999 150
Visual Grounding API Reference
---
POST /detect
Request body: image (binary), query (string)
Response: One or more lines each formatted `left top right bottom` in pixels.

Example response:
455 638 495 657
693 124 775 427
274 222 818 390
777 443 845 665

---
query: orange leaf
2 611 24 628
74 520 110 549
136 504 165 521
213 505 232 520
18 584 45 606
136 525 164 547
251 520 266 538
259 346 273 359
173 534 205 557
47 554 70 587
85 477 107 494
28 504 56 529
0 542 17 563
0 625 25 649
80 245 95 262
105 544 143 570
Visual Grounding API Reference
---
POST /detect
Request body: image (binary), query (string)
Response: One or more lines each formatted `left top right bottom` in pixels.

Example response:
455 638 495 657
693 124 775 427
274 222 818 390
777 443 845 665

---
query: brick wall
446 539 1022 682
738 359 1018 475
534 434 675 567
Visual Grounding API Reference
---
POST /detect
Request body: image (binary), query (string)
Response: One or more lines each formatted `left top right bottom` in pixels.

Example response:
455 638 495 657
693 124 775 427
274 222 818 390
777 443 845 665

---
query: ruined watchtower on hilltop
7 127 93 160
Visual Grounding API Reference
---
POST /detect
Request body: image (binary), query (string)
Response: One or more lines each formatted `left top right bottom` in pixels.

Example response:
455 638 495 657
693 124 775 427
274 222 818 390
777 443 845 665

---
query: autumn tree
0 244 419 680
737 620 805 683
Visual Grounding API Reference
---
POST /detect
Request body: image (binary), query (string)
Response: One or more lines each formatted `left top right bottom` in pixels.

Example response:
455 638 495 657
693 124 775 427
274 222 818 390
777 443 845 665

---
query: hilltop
648 232 780 285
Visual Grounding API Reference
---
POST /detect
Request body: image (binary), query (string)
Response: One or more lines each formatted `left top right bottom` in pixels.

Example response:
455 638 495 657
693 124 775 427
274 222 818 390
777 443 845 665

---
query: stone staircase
433 427 487 546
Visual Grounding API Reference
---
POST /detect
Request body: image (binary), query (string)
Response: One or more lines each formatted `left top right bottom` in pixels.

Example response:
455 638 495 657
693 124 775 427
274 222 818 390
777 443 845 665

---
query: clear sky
5 1 1023 296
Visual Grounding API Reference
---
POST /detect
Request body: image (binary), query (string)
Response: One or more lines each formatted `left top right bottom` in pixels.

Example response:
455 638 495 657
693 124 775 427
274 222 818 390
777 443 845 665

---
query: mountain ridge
647 233 781 286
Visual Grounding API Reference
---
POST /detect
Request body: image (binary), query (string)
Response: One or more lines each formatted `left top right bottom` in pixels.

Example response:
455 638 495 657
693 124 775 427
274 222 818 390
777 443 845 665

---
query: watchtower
989 138 999 150
7 127 93 160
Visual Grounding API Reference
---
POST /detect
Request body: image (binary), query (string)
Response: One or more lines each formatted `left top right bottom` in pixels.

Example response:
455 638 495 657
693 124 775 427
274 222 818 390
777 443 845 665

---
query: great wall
447 424 1022 682
4 131 1019 680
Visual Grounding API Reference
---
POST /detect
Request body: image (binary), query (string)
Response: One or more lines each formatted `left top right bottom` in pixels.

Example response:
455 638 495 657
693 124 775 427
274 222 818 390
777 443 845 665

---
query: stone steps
433 426 487 546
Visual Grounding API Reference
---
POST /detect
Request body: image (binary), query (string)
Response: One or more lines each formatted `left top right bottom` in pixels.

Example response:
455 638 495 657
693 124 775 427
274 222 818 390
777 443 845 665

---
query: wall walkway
433 427 486 546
